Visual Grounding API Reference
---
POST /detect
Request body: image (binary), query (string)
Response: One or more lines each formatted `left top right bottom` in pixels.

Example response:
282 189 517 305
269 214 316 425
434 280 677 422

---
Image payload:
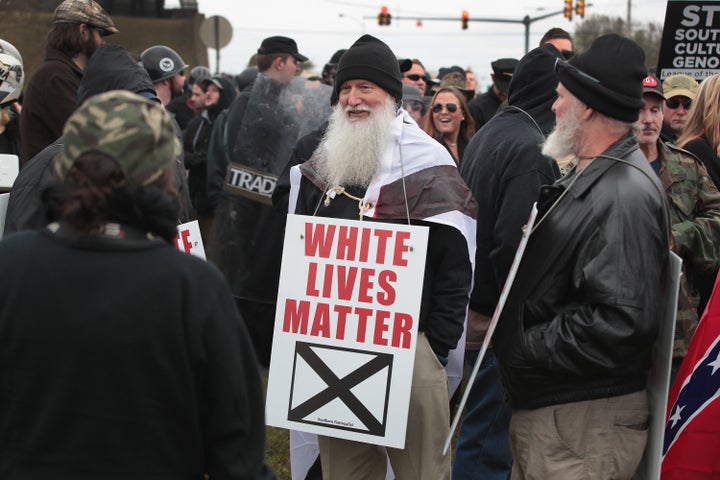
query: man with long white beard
288 34 477 480
492 34 670 479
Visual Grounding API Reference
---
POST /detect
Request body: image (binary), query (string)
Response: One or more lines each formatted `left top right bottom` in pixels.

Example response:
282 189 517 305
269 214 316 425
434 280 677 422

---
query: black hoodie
459 43 563 325
183 76 237 215
4 45 180 234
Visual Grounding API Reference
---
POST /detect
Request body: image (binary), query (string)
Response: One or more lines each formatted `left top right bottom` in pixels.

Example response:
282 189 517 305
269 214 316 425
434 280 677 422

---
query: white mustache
345 105 372 114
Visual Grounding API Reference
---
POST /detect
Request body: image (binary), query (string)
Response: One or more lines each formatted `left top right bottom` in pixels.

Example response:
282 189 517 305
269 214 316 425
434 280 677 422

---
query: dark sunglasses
432 103 458 114
665 98 692 109
404 73 428 82
554 57 600 84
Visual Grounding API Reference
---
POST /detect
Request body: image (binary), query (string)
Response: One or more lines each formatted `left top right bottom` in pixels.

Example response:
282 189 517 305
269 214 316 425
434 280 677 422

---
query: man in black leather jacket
493 34 670 479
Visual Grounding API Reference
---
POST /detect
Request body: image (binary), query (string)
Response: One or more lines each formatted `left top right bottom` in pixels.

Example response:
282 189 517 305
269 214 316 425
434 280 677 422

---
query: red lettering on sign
283 299 310 334
393 231 410 266
304 222 335 258
310 302 330 337
392 313 413 348
358 268 375 303
336 225 357 261
322 263 333 298
306 262 320 296
373 229 393 264
334 304 351 340
376 270 397 306
355 307 373 343
174 229 192 253
359 227 371 262
373 309 391 346
336 265 358 301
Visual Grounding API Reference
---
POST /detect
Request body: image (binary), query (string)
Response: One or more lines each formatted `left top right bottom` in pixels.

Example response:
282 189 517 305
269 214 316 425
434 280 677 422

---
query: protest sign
174 220 206 259
267 214 429 449
657 1 720 80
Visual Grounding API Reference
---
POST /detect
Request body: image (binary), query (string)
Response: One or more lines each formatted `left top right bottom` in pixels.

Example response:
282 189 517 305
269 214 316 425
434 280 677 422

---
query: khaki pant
318 333 451 479
509 389 649 480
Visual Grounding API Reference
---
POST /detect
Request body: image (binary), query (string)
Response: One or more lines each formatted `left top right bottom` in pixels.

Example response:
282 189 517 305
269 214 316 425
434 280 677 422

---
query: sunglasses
554 57 600 84
432 103 458 114
404 74 428 82
665 98 692 109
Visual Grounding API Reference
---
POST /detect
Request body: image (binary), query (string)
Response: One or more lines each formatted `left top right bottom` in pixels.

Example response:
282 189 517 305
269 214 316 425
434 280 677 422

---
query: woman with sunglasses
424 86 475 165
676 74 720 191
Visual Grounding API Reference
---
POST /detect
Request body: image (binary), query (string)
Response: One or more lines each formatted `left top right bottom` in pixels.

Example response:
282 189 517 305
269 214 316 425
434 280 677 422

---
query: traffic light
377 6 391 26
563 0 573 20
576 0 585 18
461 10 469 30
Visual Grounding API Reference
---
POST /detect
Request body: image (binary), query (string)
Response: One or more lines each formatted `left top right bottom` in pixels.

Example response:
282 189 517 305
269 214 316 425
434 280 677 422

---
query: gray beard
542 101 583 160
314 97 397 188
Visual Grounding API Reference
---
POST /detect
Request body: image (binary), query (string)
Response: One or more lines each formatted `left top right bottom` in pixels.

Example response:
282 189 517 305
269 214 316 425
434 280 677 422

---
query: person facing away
453 42 564 480
3 43 159 234
19 0 116 163
492 33 670 480
0 90 273 480
635 73 720 376
288 33 477 480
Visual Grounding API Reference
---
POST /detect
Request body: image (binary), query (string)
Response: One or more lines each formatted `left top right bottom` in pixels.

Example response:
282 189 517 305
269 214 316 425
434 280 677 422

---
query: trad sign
267 214 429 448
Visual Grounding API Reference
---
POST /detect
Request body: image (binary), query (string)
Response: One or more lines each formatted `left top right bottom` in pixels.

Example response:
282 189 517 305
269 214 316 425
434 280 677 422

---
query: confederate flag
662 273 720 478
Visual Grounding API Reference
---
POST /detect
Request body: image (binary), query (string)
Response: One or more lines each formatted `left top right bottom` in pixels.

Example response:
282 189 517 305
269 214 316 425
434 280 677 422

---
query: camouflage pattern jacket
658 141 720 357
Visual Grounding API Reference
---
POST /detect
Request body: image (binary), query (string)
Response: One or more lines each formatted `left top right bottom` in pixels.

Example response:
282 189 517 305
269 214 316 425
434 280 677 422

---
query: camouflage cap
57 90 181 187
53 0 118 36
663 74 698 101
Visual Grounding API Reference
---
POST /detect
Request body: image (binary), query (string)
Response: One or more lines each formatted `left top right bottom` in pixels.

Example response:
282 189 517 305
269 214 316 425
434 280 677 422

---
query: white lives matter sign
267 214 429 449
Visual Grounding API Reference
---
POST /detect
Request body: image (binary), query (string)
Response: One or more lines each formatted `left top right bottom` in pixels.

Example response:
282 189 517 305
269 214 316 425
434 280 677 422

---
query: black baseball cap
258 36 308 62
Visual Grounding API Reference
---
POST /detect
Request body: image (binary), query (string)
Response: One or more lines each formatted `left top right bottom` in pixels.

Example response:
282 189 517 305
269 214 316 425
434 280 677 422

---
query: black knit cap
334 34 403 103
557 33 647 122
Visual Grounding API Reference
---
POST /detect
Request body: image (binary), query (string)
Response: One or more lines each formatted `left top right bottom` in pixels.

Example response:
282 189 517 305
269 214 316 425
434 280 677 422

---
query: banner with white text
657 1 720 80
267 214 429 449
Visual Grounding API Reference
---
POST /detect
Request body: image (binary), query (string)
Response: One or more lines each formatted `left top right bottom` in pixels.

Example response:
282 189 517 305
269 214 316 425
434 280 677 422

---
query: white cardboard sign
174 220 206 259
267 214 429 449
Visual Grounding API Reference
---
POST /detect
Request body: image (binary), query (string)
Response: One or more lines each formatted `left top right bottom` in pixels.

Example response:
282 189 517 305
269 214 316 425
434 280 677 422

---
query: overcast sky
169 0 668 87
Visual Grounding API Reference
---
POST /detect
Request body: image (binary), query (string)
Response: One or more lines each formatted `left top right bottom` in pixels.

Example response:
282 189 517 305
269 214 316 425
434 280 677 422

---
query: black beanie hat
334 34 402 104
557 33 647 122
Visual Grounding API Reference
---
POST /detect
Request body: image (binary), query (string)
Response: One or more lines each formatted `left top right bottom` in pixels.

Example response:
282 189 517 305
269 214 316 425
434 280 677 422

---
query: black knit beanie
334 34 402 104
557 33 647 122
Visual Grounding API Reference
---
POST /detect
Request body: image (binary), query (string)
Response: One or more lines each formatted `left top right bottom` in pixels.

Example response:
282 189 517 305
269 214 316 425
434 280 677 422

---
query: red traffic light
461 10 469 29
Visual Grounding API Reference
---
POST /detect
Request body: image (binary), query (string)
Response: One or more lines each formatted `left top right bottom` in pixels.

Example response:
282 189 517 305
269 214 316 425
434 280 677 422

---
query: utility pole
626 0 632 37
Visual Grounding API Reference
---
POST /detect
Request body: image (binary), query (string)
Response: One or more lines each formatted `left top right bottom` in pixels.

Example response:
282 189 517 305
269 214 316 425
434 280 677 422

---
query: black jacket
461 44 562 321
493 134 670 409
4 44 193 234
183 76 237 215
0 226 272 479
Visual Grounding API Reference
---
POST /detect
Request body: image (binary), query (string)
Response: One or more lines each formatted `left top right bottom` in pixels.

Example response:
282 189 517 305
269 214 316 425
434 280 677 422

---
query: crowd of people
0 0 719 479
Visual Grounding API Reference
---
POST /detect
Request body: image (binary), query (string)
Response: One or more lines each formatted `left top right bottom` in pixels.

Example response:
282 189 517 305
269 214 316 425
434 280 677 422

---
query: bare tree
574 15 663 70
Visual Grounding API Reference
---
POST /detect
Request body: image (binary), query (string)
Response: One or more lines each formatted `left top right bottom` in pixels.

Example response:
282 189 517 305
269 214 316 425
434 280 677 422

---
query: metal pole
626 0 632 37
214 16 220 75
523 15 531 54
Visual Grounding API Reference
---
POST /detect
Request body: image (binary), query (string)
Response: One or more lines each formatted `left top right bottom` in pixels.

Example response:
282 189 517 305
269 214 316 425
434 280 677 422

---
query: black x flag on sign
288 342 393 437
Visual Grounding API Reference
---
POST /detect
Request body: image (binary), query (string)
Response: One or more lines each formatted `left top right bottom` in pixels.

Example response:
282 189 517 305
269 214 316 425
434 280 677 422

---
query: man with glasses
661 74 698 144
494 34 669 479
402 59 429 95
20 0 117 164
